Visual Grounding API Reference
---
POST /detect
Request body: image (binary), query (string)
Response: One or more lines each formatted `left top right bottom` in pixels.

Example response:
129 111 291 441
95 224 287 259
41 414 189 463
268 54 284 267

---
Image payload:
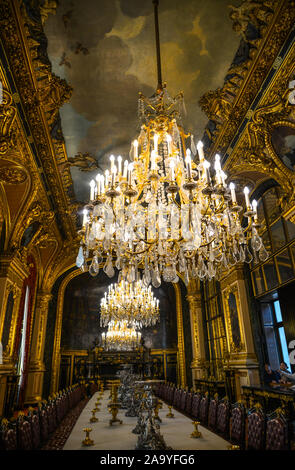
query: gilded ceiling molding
0 0 76 241
225 46 295 200
0 167 27 184
200 0 295 158
0 88 17 155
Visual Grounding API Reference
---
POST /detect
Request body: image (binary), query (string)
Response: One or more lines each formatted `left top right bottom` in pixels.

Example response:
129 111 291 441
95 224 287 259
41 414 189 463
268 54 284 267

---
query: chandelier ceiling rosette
101 320 141 352
100 280 160 329
75 1 268 286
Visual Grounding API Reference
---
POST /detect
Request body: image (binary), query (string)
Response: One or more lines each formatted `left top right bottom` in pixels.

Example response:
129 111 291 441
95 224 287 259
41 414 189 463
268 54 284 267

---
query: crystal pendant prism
104 256 115 278
76 246 84 268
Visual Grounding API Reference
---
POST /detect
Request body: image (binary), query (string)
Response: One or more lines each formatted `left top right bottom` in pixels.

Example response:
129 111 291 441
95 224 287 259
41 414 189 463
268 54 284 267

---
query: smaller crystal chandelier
101 320 141 351
100 280 160 328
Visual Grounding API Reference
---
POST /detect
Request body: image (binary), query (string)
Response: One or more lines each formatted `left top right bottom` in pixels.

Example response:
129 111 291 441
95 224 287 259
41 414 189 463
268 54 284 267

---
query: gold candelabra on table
82 427 94 446
90 409 98 423
227 444 240 450
191 421 202 438
166 406 174 418
108 381 122 426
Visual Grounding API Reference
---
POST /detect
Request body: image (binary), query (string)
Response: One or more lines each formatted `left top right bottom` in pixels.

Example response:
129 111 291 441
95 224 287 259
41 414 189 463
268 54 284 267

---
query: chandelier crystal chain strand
76 2 268 287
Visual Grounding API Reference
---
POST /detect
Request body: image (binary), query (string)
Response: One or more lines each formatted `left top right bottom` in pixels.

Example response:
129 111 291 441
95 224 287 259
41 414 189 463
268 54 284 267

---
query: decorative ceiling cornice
0 0 77 241
199 0 295 161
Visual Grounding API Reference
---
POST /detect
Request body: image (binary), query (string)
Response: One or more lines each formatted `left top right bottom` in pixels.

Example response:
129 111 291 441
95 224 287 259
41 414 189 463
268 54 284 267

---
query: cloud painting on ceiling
44 0 240 202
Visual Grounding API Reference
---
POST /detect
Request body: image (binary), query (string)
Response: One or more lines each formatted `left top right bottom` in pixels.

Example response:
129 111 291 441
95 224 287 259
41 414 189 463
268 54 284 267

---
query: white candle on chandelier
244 186 250 208
170 159 175 181
151 149 157 171
252 199 258 222
128 163 133 185
89 179 95 201
197 140 205 162
82 208 88 227
185 148 192 179
154 133 159 154
167 134 172 155
229 182 237 204
221 170 227 187
214 154 222 185
110 154 115 172
111 164 117 186
95 173 101 196
100 174 105 194
105 169 110 188
117 155 122 175
204 160 211 183
133 140 138 160
123 160 128 179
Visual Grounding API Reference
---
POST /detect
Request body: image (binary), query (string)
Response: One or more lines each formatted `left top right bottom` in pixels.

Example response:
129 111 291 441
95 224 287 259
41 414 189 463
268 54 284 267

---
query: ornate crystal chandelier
76 1 268 286
100 280 160 328
101 320 141 352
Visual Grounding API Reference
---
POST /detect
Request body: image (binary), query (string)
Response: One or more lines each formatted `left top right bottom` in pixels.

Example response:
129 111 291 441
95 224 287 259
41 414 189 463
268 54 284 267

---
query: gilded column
173 282 186 388
25 291 52 404
220 266 260 395
186 291 207 384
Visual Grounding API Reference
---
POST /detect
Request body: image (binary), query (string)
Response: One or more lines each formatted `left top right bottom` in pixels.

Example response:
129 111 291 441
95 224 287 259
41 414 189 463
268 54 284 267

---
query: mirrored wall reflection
252 266 266 296
270 219 286 252
251 183 295 296
263 258 278 291
61 270 178 352
276 249 294 284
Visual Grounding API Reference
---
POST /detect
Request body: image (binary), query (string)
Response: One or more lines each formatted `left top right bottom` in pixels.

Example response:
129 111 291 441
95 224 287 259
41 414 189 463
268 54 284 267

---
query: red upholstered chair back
199 395 209 425
185 392 193 416
208 397 218 430
17 418 33 450
247 408 265 450
231 404 245 444
1 426 18 451
168 386 175 405
216 400 230 436
191 393 201 419
266 416 288 450
40 407 49 442
180 390 187 411
173 389 180 408
47 402 57 434
30 413 41 449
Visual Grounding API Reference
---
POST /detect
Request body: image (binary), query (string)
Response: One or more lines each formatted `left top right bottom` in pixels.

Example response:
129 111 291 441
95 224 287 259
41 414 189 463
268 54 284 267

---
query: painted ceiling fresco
44 0 241 202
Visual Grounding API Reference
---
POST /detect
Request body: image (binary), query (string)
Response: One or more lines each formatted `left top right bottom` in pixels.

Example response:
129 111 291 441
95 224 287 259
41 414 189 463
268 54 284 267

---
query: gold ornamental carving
200 0 295 157
0 167 27 184
0 89 17 155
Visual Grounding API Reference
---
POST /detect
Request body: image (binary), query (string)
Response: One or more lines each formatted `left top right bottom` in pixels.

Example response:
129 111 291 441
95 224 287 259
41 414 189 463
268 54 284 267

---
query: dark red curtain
14 255 37 408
